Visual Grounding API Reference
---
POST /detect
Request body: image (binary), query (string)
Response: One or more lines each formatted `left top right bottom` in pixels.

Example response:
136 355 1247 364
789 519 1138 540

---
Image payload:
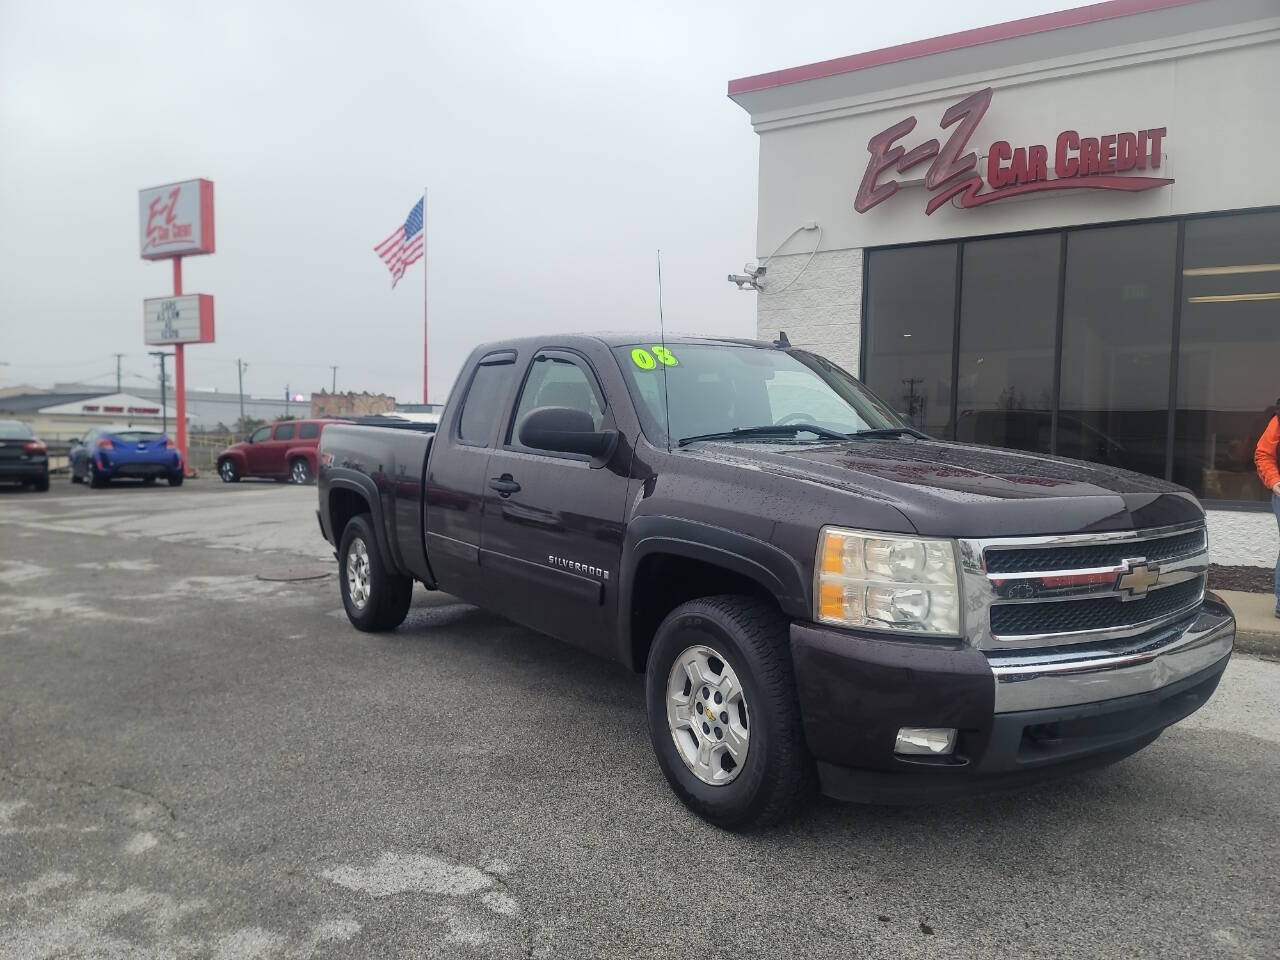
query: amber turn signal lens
820 535 845 575
818 582 847 619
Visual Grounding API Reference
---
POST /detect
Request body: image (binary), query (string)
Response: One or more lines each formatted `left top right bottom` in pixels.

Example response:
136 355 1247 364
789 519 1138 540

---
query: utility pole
113 353 124 393
149 351 171 435
284 385 290 419
236 359 248 430
330 365 338 394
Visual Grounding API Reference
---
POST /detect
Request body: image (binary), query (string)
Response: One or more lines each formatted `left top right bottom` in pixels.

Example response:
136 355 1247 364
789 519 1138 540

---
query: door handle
488 475 521 496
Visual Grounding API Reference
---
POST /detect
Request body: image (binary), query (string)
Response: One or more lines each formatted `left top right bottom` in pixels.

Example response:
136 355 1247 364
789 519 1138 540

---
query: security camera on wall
728 264 764 291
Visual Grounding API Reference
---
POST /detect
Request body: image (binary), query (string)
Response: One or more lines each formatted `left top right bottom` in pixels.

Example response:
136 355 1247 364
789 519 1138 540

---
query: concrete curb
1216 589 1280 660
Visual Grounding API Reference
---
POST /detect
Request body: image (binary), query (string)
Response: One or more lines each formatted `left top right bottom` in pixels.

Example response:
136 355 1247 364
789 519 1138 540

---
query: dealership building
730 0 1278 564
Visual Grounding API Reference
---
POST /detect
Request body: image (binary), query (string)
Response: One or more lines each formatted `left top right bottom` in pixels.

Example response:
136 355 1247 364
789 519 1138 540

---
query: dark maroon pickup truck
316 334 1234 829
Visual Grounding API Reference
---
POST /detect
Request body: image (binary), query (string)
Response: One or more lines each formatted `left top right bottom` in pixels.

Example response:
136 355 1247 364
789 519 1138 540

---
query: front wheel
289 458 313 485
218 459 240 483
645 596 813 830
338 513 413 632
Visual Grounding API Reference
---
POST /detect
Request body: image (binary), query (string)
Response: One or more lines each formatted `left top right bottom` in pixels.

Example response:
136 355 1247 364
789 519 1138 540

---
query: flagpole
430 188 435 407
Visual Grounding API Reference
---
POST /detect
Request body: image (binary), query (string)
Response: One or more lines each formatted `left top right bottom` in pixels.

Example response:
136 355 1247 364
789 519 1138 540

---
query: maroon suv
216 419 345 484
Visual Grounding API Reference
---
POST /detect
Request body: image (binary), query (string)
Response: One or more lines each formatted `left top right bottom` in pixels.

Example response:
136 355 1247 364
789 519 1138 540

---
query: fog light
895 727 956 756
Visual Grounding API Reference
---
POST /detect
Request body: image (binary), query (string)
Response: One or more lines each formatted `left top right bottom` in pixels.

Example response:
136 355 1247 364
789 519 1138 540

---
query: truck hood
686 438 1202 538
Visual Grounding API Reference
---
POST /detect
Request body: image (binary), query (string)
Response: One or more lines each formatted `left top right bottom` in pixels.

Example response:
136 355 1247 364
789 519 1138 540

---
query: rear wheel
289 458 313 485
89 466 109 489
143 476 157 485
168 473 184 487
645 595 813 830
218 459 240 483
338 513 413 632
33 474 49 492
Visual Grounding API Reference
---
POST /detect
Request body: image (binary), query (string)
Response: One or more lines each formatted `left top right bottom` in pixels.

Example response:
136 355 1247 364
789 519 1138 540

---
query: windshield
0 421 33 439
612 343 905 445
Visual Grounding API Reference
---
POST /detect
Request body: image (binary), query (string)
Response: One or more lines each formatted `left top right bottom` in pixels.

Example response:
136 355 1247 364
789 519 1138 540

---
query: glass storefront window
863 244 957 437
955 234 1060 453
1058 222 1178 479
862 208 1277 505
1174 210 1280 502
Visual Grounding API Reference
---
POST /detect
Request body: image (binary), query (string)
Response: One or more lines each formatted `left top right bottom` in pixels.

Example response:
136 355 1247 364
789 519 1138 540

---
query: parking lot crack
480 864 534 959
0 765 178 823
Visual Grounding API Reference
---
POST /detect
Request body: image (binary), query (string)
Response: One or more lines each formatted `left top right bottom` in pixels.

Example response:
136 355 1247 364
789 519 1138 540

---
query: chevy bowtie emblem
1115 561 1160 598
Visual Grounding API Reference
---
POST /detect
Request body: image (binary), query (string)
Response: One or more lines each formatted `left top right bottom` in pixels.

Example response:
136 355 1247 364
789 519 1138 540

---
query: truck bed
318 423 435 585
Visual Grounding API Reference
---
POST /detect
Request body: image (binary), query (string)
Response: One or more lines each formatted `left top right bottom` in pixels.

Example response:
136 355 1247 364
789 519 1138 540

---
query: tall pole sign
139 178 216 475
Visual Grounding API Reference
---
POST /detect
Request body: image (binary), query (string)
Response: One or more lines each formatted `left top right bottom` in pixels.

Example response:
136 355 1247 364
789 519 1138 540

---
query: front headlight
815 527 961 636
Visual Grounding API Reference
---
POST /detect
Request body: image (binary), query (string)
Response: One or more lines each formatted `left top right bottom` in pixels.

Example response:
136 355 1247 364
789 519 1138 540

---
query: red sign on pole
140 178 216 477
853 88 1173 216
139 179 215 259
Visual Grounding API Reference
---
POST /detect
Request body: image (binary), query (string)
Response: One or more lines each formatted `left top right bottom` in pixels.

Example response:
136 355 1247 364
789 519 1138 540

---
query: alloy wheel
291 460 309 484
665 644 750 786
346 537 371 610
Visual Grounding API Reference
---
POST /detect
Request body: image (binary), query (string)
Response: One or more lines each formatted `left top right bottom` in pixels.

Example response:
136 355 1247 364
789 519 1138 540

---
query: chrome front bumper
987 596 1235 713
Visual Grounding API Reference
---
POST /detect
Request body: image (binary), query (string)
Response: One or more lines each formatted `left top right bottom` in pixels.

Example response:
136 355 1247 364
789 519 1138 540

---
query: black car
0 419 50 491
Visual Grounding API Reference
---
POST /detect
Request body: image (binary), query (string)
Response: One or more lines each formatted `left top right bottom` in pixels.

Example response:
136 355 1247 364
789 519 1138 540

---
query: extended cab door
479 349 629 651
424 350 520 602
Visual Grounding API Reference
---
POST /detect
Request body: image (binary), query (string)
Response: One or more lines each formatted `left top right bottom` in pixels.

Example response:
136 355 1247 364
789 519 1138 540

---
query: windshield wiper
678 423 851 447
847 426 931 440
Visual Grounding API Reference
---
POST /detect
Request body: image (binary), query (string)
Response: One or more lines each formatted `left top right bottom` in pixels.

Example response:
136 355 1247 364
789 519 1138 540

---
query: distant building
310 390 396 419
53 382 295 432
0 391 179 439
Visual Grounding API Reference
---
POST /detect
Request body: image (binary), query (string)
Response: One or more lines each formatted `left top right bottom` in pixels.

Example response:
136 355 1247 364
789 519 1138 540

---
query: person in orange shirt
1256 402 1280 617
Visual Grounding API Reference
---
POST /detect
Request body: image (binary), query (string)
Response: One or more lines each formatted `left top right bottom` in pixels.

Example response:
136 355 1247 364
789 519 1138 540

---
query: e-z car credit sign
143 294 215 345
854 88 1173 216
138 179 215 259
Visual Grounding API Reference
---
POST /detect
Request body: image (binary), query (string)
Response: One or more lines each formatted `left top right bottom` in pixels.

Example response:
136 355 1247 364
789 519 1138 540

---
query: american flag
374 198 424 287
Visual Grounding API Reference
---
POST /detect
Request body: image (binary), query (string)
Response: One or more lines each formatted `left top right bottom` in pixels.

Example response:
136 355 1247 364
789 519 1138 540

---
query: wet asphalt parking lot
1 479 1277 959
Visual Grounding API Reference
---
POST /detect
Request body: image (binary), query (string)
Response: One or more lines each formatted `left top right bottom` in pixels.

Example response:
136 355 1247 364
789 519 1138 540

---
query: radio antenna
657 249 672 454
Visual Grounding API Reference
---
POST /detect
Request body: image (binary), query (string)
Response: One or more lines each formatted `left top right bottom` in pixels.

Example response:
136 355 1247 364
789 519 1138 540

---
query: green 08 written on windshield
611 342 922 447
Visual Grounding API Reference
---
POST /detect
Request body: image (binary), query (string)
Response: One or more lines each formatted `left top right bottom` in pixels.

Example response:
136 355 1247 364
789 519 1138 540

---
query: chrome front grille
958 522 1209 650
982 528 1206 574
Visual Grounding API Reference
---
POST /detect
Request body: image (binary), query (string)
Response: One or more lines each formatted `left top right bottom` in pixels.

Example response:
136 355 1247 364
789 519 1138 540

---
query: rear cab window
457 354 516 447
274 423 296 441
299 422 319 440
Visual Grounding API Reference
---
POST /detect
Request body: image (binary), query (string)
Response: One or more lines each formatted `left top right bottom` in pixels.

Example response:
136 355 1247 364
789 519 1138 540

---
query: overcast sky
0 0 1073 404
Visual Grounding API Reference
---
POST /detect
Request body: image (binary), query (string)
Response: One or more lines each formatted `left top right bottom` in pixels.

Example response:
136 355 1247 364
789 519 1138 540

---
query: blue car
70 427 184 488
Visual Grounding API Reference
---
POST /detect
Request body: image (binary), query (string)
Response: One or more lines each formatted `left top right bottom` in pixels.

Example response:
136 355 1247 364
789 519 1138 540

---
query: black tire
70 468 82 484
645 595 813 830
89 466 109 489
143 476 157 485
338 513 413 632
218 459 240 483
289 458 313 485
34 475 49 492
168 473 184 487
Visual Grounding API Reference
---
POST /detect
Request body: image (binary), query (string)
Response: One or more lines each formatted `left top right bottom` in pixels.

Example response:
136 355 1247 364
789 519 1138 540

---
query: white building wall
748 15 1280 254
1207 509 1278 567
755 248 863 375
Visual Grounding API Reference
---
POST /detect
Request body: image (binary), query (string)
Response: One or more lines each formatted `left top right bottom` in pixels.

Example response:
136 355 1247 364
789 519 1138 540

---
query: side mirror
518 407 617 458
68 438 80 447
